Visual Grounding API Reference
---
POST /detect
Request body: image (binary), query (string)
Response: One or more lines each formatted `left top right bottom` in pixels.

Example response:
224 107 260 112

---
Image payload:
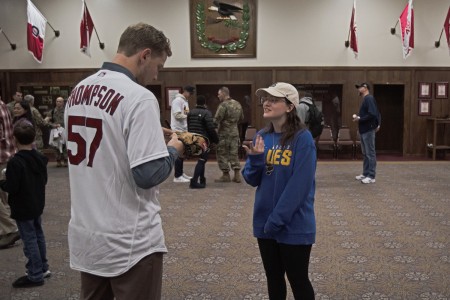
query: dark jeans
192 151 209 183
174 157 184 178
16 216 49 282
257 238 314 300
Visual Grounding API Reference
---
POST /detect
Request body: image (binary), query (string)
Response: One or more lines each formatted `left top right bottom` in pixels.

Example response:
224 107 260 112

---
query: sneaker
173 176 190 183
355 174 366 180
182 173 192 180
26 270 51 279
12 276 44 288
0 231 20 249
361 177 376 184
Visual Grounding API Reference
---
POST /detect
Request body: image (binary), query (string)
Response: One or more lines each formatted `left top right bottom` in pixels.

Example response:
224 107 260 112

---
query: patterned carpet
0 160 449 300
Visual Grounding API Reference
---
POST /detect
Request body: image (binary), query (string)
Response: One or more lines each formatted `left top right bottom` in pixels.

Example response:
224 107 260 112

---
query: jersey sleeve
126 98 169 169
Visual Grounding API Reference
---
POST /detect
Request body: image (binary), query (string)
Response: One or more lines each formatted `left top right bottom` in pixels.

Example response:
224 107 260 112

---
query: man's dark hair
13 122 36 145
117 23 172 58
196 95 206 106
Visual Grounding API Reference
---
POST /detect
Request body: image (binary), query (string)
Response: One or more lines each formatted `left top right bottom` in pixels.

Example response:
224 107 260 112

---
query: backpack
301 101 324 138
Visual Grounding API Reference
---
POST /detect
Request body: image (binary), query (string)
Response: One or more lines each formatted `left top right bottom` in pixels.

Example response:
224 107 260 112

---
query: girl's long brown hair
263 100 306 146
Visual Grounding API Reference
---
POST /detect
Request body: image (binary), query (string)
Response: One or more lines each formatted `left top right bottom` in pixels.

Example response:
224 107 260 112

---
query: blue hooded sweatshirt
242 129 316 245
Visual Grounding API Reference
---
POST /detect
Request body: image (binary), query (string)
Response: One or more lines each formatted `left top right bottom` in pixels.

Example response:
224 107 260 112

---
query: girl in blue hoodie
242 82 316 299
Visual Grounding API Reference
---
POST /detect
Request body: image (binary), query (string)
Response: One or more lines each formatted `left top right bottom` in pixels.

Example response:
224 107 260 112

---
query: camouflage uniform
214 99 244 172
46 107 67 165
31 107 47 150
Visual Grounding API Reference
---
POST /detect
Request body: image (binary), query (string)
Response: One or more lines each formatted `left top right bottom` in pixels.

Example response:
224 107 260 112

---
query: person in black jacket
187 95 219 188
0 122 50 288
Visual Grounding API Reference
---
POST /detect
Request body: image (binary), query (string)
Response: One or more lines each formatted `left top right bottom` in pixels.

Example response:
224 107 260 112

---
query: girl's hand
242 135 265 155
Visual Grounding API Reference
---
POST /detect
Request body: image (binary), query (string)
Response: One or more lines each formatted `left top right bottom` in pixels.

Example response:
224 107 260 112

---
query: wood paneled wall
1 67 449 157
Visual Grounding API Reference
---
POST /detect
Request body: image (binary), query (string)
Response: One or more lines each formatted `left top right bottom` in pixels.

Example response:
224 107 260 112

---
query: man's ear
141 48 152 60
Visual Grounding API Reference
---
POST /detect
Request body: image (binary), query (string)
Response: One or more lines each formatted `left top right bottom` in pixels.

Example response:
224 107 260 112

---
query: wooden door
373 85 404 153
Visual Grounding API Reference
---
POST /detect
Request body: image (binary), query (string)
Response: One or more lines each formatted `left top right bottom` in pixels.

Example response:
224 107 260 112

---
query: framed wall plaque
435 82 448 99
189 0 257 58
418 99 431 116
418 82 432 98
166 87 181 110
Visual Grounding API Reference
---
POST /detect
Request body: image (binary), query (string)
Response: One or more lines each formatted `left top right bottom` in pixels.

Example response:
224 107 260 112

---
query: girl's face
261 95 293 121
13 103 26 117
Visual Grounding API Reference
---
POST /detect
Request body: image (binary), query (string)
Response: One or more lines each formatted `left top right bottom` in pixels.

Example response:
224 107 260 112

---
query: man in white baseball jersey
65 23 183 300
170 85 195 182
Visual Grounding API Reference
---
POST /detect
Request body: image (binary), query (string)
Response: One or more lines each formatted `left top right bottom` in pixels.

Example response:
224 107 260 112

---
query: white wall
0 0 448 69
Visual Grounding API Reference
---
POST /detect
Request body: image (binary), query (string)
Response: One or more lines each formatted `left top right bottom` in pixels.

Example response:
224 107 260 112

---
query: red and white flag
444 6 450 55
27 0 47 63
349 0 358 58
399 0 414 59
80 0 94 57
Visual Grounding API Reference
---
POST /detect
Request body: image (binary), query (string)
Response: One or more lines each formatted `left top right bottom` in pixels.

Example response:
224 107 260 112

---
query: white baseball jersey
65 65 169 276
170 94 189 131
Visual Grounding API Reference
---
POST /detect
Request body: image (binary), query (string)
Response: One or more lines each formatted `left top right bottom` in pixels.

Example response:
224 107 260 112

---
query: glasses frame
260 96 289 105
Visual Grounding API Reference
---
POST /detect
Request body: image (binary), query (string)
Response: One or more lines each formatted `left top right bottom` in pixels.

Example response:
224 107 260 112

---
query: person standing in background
330 92 341 141
239 95 251 143
7 91 23 117
187 95 219 189
0 122 50 288
354 82 380 184
171 85 195 183
23 94 47 151
296 92 314 125
0 96 20 250
45 97 67 167
65 22 183 300
214 86 243 183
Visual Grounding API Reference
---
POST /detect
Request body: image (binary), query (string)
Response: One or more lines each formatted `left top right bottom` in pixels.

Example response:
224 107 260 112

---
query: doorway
373 84 404 154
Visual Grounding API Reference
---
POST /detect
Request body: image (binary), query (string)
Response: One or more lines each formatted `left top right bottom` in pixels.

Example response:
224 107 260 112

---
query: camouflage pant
216 135 241 172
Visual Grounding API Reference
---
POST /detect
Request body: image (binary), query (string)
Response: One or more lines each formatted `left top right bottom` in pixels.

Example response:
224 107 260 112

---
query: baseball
352 114 357 119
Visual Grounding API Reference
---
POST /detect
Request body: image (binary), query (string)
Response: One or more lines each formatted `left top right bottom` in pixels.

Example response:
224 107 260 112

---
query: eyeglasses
265 163 274 175
260 96 287 105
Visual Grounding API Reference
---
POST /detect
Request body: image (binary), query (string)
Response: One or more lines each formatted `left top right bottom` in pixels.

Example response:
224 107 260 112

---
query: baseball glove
176 132 210 157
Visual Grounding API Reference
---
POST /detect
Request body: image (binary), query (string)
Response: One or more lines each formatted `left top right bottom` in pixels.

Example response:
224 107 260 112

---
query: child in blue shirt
242 82 316 300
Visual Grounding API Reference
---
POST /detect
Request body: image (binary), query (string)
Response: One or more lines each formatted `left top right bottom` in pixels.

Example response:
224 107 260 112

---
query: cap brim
255 87 285 98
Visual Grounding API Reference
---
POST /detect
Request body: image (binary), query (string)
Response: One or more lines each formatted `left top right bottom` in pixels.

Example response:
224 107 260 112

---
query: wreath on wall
195 2 250 53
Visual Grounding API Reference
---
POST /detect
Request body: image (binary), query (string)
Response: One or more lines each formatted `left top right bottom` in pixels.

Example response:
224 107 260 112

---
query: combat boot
214 172 231 182
232 170 241 183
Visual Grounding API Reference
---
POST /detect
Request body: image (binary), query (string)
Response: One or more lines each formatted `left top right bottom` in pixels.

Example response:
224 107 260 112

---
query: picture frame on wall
418 82 432 98
189 0 257 58
435 82 449 99
418 99 431 116
165 87 182 110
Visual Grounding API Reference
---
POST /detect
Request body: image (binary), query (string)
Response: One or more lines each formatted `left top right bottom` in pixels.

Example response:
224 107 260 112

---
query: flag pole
435 28 444 48
390 20 399 35
93 26 105 49
47 21 60 37
0 28 17 50
85 2 104 49
345 29 350 48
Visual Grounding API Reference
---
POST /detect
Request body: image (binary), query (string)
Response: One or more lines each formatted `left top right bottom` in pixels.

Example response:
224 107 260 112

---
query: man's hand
167 133 184 157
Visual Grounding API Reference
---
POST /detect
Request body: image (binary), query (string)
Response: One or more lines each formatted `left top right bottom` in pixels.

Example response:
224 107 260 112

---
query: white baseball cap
255 82 299 105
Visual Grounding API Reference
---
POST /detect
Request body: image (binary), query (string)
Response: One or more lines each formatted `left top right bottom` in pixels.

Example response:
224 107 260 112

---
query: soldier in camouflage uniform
214 87 244 183
23 94 48 151
45 97 67 167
